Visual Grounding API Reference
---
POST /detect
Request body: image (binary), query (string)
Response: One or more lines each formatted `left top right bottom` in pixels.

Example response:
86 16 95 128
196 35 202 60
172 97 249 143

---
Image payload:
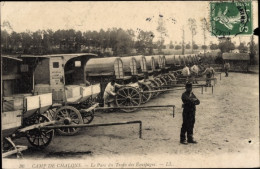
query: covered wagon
20 53 102 135
86 56 145 111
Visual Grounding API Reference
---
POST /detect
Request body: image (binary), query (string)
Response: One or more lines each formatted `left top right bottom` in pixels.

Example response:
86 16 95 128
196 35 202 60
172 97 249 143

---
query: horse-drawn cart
17 53 103 136
2 93 55 157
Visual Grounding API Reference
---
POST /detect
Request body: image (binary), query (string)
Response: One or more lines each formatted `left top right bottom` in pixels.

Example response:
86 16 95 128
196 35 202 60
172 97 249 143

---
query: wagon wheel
149 79 159 97
149 79 160 97
167 74 177 85
26 115 54 149
168 73 176 80
80 99 96 124
155 78 164 90
81 110 94 124
139 83 152 104
54 106 83 136
160 76 168 85
43 107 57 121
115 86 141 112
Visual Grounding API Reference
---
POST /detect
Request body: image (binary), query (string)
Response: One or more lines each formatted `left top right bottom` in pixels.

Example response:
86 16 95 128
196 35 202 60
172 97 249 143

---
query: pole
42 121 143 139
141 86 203 93
96 105 175 110
182 26 185 55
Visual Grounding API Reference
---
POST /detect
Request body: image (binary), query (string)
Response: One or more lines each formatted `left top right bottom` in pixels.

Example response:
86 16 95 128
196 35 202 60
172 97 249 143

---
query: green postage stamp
210 1 253 36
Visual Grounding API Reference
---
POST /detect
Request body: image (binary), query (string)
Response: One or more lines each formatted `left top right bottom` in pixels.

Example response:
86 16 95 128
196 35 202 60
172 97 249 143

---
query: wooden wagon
165 55 182 71
85 56 146 112
2 92 56 157
120 56 154 104
19 53 102 136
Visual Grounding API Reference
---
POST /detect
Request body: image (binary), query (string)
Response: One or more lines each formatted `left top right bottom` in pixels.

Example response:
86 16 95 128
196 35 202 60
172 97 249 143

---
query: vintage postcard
1 1 259 168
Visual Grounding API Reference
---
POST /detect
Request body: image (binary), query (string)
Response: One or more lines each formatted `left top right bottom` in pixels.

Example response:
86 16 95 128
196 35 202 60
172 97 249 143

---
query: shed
222 53 250 72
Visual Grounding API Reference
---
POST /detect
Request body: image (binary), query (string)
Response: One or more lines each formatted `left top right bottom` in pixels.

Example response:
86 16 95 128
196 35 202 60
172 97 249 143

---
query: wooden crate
2 110 22 130
65 85 81 98
3 97 24 112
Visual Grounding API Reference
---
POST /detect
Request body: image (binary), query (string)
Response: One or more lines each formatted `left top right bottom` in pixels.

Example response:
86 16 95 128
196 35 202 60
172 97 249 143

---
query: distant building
222 53 250 72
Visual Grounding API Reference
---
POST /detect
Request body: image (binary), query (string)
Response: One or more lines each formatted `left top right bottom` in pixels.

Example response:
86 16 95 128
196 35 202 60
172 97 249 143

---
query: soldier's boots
188 138 198 144
180 140 188 145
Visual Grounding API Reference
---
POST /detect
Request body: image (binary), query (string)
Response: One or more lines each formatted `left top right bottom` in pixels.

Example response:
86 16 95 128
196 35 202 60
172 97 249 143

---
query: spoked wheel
26 115 54 149
80 110 94 124
43 107 57 121
167 74 177 85
115 86 142 112
155 78 164 91
139 83 152 104
54 106 83 136
160 76 168 86
168 73 176 79
149 79 160 98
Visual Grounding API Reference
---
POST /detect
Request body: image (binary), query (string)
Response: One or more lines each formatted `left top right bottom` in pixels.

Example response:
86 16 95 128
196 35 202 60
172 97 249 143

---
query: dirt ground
3 72 260 168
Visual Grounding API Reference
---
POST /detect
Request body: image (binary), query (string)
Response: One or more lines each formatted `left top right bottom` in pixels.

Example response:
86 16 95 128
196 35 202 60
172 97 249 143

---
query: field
3 72 259 168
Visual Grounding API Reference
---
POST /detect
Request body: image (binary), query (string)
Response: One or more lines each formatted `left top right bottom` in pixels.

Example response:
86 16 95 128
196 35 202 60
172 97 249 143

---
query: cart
20 53 102 135
2 93 55 157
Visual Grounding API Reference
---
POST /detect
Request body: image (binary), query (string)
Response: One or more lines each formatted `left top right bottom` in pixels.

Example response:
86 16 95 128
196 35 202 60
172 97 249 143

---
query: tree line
1 28 156 56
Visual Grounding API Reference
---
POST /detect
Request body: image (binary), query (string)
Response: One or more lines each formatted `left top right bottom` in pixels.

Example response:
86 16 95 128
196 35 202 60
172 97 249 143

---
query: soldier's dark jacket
181 91 200 112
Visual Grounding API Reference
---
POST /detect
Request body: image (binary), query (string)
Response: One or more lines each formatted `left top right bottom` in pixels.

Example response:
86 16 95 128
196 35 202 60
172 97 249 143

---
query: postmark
210 1 253 37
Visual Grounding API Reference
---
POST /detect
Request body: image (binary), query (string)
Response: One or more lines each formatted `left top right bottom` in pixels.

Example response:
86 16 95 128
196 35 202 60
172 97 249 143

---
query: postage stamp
210 1 253 36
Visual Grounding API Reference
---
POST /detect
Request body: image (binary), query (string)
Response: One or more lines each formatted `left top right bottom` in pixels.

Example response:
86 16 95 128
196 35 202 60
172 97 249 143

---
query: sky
1 1 258 45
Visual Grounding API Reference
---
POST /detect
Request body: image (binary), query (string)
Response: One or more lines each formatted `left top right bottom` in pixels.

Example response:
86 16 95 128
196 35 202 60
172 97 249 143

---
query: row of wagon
2 53 215 157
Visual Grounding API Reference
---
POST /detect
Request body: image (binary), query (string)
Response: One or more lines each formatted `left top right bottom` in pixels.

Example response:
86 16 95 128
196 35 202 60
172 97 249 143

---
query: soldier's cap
185 82 192 88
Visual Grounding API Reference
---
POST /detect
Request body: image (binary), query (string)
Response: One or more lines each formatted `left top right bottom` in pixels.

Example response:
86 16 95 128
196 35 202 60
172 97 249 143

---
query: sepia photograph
1 1 259 168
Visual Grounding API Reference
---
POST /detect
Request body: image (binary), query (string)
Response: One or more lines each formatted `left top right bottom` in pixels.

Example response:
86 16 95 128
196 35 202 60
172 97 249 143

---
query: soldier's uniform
190 65 199 84
103 82 122 108
224 62 230 77
202 66 215 87
180 83 200 144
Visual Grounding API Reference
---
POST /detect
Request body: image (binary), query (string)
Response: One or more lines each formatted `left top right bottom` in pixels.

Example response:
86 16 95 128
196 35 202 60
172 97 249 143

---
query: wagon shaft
18 121 56 133
40 120 143 139
79 103 99 113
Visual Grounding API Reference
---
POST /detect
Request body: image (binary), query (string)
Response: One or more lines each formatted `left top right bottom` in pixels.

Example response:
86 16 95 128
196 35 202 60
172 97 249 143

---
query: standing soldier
224 61 230 77
202 64 215 87
190 63 199 84
180 82 200 144
182 64 191 77
181 64 191 83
